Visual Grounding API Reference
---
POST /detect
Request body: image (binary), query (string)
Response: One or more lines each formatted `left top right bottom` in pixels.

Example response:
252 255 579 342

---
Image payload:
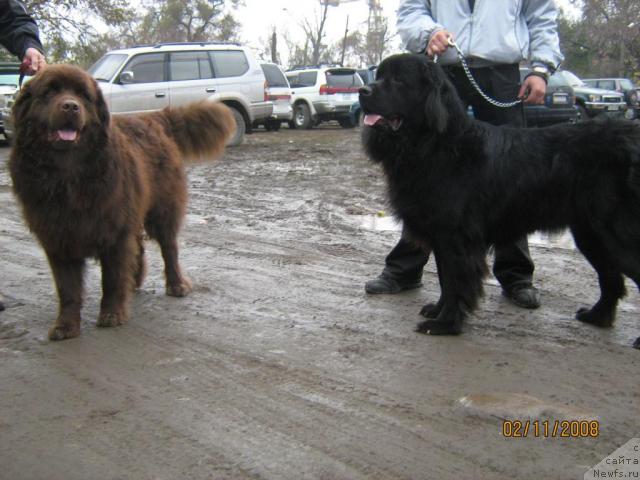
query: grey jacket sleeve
522 0 564 70
0 0 44 60
397 0 444 54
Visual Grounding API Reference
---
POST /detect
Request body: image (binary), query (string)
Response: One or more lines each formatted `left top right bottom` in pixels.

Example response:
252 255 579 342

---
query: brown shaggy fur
9 64 235 340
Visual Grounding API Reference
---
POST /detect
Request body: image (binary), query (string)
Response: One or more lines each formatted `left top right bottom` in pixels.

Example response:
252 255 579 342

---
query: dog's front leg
46 254 85 340
97 235 136 328
416 240 486 335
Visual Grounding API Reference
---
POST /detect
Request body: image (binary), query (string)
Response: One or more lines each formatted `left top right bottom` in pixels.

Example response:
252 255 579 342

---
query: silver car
88 42 273 146
257 63 293 131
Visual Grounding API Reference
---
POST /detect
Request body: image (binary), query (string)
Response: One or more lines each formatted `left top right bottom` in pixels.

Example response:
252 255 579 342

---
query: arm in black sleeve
0 0 44 60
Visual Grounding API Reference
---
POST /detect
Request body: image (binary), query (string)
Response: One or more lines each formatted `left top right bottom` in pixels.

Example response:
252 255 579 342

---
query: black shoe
365 273 422 294
502 284 540 309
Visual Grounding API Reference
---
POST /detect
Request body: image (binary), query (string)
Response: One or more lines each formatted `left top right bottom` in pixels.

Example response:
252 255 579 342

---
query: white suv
285 66 363 129
88 42 273 146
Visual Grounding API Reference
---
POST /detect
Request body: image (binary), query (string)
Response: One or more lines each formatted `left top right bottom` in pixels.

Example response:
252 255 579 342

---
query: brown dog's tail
158 101 236 162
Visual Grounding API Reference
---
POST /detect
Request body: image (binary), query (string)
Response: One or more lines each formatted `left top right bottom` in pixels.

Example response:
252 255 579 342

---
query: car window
326 70 363 88
210 50 249 78
0 73 19 87
261 64 289 87
121 53 165 83
598 80 616 90
88 54 128 82
170 51 213 81
287 71 317 88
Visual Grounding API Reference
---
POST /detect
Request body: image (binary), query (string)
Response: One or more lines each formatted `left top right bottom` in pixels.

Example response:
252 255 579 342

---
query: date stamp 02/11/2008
501 419 600 438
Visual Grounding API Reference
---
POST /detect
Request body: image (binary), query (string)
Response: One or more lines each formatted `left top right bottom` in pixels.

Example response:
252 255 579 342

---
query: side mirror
119 71 135 84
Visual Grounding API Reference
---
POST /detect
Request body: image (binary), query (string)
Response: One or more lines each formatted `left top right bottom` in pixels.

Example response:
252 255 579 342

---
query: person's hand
519 75 546 105
427 30 454 57
22 47 46 75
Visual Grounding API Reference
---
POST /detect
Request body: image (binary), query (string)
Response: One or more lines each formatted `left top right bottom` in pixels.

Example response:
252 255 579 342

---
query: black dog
360 53 640 349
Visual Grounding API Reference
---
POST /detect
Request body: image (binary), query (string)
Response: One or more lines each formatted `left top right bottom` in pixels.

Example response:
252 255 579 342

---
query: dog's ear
92 78 111 127
11 81 33 126
422 62 449 133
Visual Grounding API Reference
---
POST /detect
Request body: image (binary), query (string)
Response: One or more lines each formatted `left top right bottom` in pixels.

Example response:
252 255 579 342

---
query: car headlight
588 94 602 102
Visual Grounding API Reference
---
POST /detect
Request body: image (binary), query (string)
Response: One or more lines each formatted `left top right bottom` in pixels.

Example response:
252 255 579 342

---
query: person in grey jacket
0 0 45 312
365 0 563 310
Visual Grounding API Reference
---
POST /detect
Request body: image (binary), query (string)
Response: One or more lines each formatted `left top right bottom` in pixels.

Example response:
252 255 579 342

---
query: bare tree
579 0 640 76
300 0 331 65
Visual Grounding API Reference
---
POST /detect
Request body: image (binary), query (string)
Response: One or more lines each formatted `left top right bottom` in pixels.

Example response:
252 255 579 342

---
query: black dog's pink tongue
57 130 77 141
364 114 383 126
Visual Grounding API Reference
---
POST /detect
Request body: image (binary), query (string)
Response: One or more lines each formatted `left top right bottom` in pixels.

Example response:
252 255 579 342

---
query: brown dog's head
359 53 465 134
12 64 110 150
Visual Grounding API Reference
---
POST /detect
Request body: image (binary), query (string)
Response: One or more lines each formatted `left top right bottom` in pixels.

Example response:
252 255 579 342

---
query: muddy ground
0 125 638 480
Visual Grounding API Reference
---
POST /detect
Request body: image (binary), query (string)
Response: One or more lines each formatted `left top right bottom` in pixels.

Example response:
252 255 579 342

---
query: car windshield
0 73 19 87
561 71 585 88
620 79 635 90
548 72 569 88
88 54 128 82
326 70 363 88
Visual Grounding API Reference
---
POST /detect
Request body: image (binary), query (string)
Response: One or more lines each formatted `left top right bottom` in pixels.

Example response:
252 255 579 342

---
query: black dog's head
359 54 464 134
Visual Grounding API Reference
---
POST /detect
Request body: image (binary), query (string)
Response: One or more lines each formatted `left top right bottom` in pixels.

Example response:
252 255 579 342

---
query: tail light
319 84 360 95
266 94 291 101
264 80 269 102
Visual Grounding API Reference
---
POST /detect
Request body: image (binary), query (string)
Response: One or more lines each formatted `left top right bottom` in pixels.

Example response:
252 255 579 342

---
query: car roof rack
128 41 241 49
287 64 344 71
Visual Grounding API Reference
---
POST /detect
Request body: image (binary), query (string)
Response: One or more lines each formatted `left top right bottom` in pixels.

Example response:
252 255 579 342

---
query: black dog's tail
156 101 236 162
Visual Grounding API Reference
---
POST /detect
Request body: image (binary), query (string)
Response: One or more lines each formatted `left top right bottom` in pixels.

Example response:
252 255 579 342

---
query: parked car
0 62 21 140
285 65 363 129
357 66 377 85
519 68 578 127
556 70 626 120
582 77 639 120
256 62 293 131
87 42 273 146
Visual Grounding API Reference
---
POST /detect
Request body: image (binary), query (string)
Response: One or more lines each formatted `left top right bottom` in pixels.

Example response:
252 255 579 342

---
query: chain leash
435 38 523 109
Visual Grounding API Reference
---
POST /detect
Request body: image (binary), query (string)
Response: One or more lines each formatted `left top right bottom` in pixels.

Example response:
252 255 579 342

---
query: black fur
360 53 640 349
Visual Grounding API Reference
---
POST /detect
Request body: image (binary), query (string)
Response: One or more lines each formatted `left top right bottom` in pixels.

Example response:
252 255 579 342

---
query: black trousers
382 63 534 289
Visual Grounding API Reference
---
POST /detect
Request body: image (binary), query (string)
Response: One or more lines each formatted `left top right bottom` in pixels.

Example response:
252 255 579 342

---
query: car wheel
294 103 313 129
576 104 588 122
226 107 246 147
338 118 355 128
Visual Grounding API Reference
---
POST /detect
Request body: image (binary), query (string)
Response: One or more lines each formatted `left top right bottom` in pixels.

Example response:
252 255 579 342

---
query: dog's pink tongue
58 130 77 141
364 114 383 126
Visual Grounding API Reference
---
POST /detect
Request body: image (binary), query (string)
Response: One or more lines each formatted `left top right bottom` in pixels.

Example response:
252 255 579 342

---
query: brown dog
9 64 235 340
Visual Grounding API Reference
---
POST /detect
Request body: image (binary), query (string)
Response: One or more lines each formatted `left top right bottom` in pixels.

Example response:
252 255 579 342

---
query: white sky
236 0 580 65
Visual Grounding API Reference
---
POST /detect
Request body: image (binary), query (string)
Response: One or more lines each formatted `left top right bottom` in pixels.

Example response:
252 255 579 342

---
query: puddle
356 214 402 232
356 214 575 250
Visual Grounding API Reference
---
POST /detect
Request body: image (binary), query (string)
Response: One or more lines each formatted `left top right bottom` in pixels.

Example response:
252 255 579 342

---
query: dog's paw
633 337 640 350
420 302 442 319
166 277 192 297
575 307 613 328
48 323 81 341
97 312 127 328
416 318 462 335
